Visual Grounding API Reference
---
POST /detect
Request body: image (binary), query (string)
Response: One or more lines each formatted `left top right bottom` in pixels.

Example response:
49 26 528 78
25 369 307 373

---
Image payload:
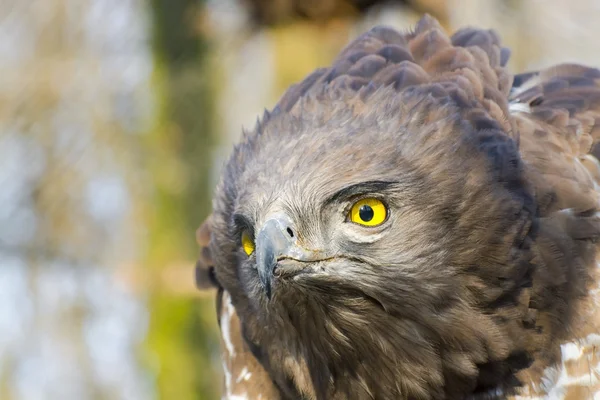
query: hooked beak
255 214 325 299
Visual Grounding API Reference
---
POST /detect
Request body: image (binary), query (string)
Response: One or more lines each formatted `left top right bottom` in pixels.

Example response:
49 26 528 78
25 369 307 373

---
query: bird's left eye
349 198 387 226
241 230 255 255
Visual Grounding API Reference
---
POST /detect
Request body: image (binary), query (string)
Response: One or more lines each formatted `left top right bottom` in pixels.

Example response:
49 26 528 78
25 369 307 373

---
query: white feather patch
509 101 531 114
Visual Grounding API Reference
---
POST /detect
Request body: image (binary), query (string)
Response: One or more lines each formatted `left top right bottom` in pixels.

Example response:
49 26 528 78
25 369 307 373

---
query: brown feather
195 215 219 290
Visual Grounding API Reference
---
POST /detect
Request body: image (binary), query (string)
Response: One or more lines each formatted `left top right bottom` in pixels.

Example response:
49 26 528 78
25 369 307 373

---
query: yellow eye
241 231 255 256
349 198 387 226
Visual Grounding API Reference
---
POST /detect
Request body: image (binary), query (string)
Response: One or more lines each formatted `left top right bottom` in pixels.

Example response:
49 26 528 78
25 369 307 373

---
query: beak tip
258 268 273 300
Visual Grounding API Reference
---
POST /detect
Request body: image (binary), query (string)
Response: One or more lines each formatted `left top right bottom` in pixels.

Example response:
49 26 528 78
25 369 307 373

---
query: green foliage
144 1 221 399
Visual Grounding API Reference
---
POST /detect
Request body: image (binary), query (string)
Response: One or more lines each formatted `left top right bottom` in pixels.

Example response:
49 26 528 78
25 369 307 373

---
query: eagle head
207 15 595 400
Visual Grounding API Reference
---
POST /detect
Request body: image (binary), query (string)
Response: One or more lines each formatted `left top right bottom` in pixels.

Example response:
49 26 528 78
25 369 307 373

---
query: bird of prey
196 14 600 399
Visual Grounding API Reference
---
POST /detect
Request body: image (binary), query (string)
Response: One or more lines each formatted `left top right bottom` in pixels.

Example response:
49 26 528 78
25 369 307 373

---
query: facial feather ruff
196 14 600 400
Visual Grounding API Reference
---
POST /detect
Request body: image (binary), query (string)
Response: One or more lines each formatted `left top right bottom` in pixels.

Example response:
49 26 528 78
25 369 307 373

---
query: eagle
196 15 600 400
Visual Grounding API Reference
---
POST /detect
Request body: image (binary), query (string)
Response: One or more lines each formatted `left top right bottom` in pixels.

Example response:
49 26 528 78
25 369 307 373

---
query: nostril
286 227 294 238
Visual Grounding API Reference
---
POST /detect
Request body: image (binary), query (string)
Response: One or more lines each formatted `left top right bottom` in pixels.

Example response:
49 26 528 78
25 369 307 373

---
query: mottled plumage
196 15 600 399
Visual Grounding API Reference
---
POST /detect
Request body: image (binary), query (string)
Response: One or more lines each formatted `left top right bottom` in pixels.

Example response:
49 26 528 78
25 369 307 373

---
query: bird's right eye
241 230 255 256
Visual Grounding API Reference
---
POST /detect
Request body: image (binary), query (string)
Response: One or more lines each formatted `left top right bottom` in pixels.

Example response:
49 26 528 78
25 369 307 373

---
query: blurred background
1 0 600 399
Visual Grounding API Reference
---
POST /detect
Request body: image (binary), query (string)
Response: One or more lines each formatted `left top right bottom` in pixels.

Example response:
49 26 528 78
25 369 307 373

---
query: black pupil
359 205 374 221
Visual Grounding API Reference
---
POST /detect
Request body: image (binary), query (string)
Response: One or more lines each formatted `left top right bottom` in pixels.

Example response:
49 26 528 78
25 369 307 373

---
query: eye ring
241 230 255 256
348 198 388 226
